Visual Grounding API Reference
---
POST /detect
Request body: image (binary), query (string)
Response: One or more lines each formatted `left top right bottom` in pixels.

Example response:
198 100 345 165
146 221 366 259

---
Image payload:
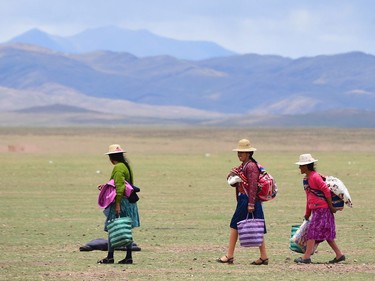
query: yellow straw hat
104 144 125 155
232 139 257 152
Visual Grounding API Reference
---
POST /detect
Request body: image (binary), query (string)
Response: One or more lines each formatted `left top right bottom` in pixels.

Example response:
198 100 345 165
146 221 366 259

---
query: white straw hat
295 153 318 165
232 139 257 152
104 144 125 155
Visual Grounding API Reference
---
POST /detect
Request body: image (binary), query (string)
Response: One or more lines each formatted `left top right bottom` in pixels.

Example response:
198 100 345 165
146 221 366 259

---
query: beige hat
104 144 125 155
295 153 318 165
232 139 257 152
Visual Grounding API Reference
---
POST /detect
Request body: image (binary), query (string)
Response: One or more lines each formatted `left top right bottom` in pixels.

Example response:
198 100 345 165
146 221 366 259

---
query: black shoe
329 255 346 263
97 258 114 264
294 257 311 264
118 258 133 264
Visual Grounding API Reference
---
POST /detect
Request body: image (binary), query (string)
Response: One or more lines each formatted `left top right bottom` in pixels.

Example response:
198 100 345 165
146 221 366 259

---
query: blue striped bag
237 214 264 247
107 216 133 248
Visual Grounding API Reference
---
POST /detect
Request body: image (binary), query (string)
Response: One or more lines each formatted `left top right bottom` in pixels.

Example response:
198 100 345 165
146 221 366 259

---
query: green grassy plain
0 127 374 281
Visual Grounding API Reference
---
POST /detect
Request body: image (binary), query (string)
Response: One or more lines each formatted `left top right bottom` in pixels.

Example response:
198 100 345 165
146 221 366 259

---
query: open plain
0 126 374 280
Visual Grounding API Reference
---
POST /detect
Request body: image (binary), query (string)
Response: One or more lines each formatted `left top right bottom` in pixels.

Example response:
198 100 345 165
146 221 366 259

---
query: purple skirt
307 208 336 241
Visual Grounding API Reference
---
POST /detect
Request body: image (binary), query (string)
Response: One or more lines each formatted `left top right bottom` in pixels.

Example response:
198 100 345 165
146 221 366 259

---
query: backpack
237 162 277 202
256 163 278 201
304 174 352 209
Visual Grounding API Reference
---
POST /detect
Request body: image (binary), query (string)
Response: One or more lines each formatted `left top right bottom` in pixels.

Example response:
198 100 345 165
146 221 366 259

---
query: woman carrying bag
97 144 140 264
217 139 268 265
294 153 345 264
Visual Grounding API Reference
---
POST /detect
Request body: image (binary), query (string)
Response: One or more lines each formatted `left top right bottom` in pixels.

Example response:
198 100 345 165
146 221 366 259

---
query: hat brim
295 159 318 165
104 151 125 155
232 148 257 152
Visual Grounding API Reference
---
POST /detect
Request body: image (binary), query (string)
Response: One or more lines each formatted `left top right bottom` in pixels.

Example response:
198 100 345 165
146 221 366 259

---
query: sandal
118 258 133 264
294 257 311 264
251 258 269 265
97 257 114 264
216 255 234 264
329 255 346 264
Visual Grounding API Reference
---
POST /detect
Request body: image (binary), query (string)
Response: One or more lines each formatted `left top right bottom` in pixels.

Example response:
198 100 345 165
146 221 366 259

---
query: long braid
249 151 257 164
123 160 133 185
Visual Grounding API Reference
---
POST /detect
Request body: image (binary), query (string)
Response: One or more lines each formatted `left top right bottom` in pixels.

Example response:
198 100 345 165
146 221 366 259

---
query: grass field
0 127 374 281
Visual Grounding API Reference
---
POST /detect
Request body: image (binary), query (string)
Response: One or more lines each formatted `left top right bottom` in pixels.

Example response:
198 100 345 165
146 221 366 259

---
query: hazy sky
1 0 374 58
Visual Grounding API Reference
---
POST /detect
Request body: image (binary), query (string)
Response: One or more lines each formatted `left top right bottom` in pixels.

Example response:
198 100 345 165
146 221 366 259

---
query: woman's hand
329 206 337 214
327 198 337 214
247 206 254 213
97 184 103 191
115 203 121 215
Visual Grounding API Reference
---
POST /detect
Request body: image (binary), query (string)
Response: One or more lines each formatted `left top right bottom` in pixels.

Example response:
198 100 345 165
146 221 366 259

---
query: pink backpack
256 163 278 201
235 162 278 202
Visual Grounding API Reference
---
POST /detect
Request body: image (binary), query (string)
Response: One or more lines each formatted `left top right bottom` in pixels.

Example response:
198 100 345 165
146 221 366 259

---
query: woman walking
294 153 345 264
217 139 268 265
97 144 140 264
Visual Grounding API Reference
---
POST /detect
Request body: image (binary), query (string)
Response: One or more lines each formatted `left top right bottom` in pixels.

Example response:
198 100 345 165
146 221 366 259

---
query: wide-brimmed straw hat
232 139 257 152
295 153 318 165
104 144 125 155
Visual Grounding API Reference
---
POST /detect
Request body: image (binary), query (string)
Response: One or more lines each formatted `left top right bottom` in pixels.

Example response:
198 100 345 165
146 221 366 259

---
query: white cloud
288 9 314 33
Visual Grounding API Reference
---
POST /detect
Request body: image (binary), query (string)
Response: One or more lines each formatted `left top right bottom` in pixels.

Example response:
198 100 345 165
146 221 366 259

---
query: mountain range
0 27 375 127
7 27 236 60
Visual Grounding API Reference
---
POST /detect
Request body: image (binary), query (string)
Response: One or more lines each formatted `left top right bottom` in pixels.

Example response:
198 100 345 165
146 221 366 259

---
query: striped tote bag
237 215 264 247
107 216 133 248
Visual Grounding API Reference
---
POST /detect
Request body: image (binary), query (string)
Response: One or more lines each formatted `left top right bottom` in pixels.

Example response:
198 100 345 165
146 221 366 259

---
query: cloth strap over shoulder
234 160 277 202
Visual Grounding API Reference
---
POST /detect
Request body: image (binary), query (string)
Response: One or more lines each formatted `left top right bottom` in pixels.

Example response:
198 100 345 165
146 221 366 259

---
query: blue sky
0 0 374 58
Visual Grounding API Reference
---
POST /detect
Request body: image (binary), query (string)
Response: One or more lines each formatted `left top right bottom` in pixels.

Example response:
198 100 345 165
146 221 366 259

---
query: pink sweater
304 171 331 218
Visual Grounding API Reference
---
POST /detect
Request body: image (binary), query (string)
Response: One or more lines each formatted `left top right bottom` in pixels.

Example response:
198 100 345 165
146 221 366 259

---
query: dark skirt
306 208 336 241
230 193 266 233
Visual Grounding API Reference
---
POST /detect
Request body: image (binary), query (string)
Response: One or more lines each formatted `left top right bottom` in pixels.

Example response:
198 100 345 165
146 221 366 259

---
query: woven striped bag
107 217 133 249
237 215 264 247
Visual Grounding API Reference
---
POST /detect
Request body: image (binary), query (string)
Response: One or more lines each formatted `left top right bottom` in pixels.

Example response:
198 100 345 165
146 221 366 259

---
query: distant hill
7 27 237 60
0 44 374 127
15 104 98 114
1 107 374 128
205 109 375 128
